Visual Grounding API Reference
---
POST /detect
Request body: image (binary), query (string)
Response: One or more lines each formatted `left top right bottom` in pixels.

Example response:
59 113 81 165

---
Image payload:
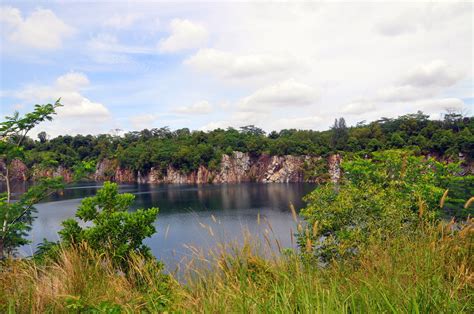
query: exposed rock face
1 159 74 182
32 166 74 183
9 159 28 181
4 151 473 184
262 155 305 183
214 151 252 183
3 152 339 184
154 152 324 184
95 159 135 182
328 154 342 183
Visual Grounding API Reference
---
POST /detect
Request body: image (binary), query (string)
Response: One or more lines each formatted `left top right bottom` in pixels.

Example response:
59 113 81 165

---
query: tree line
20 110 474 174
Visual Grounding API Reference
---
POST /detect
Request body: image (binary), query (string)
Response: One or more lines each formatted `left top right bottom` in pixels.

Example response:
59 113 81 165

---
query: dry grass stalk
418 197 425 218
165 224 170 240
290 203 298 222
312 221 319 237
297 223 303 233
306 237 312 253
464 196 474 209
440 189 449 208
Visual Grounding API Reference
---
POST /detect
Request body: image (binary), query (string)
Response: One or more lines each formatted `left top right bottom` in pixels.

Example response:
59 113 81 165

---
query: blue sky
1 1 473 137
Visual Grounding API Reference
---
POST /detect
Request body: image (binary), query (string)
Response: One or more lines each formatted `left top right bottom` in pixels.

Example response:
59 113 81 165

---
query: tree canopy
19 111 474 174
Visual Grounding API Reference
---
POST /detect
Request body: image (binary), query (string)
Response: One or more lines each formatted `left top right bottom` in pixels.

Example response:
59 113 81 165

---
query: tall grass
0 218 472 313
178 218 473 313
0 243 177 312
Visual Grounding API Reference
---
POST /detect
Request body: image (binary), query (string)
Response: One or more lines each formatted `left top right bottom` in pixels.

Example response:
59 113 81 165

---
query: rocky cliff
3 152 339 184
94 152 339 184
4 151 472 184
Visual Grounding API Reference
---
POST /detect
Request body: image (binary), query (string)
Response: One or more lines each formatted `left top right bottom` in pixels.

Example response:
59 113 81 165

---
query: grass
0 218 473 313
0 244 177 313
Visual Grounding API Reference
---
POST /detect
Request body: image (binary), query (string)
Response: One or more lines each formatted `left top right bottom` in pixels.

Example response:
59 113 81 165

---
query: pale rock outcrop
214 151 252 183
6 152 348 184
262 155 305 183
328 154 342 183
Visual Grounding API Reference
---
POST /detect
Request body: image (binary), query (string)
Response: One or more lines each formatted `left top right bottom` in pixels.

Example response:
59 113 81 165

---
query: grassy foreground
0 219 472 313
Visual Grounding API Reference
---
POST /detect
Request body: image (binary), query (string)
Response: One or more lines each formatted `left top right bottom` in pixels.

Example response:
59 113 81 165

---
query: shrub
55 182 159 269
299 150 459 262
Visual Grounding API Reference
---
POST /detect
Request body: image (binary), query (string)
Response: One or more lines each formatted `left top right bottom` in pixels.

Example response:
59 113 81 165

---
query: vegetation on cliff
21 111 474 176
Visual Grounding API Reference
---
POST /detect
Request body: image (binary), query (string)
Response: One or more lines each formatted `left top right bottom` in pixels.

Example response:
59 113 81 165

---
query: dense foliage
23 111 473 174
299 150 471 262
41 182 159 269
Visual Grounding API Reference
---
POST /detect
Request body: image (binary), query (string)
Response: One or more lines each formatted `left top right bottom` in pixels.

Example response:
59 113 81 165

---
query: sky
0 1 473 137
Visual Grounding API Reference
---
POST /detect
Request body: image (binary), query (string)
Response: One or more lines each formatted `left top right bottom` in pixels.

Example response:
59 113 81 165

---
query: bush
299 150 459 262
54 182 159 269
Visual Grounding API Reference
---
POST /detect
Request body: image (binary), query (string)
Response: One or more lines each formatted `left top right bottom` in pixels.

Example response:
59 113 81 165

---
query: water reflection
13 182 315 269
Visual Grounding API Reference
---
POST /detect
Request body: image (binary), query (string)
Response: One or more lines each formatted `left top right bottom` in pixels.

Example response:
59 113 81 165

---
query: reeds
1 213 472 313
464 196 474 209
177 218 473 313
440 189 449 208
0 243 176 313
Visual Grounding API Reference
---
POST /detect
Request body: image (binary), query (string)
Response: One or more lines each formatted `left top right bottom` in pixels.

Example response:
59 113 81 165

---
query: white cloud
199 112 322 131
199 120 232 131
129 114 160 130
416 98 465 112
271 116 323 130
376 60 464 102
238 79 319 111
376 85 431 102
184 49 295 79
399 60 463 88
103 13 142 29
0 6 73 50
341 101 376 115
174 100 212 115
1 2 472 132
198 110 270 131
231 111 268 125
375 18 417 37
15 72 111 136
56 72 90 91
158 19 208 53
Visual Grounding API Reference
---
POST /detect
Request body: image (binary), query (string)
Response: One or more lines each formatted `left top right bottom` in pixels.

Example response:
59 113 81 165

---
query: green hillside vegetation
22 111 474 174
1 104 473 312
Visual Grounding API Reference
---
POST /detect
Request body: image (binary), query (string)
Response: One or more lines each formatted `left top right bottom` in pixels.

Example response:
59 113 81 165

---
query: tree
240 125 265 137
0 100 63 258
299 150 457 262
389 132 405 148
443 108 464 132
331 117 348 151
37 131 48 143
57 182 159 268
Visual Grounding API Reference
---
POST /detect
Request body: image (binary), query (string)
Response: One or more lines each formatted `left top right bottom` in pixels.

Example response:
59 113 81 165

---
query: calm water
14 182 316 269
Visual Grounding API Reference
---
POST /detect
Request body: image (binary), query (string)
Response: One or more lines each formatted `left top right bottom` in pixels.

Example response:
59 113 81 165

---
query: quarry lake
17 182 316 269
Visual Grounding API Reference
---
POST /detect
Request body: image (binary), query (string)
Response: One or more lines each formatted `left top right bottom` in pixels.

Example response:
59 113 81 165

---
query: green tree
37 131 48 143
331 117 348 151
72 160 96 181
0 100 63 258
389 132 405 148
58 182 159 268
299 150 456 262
